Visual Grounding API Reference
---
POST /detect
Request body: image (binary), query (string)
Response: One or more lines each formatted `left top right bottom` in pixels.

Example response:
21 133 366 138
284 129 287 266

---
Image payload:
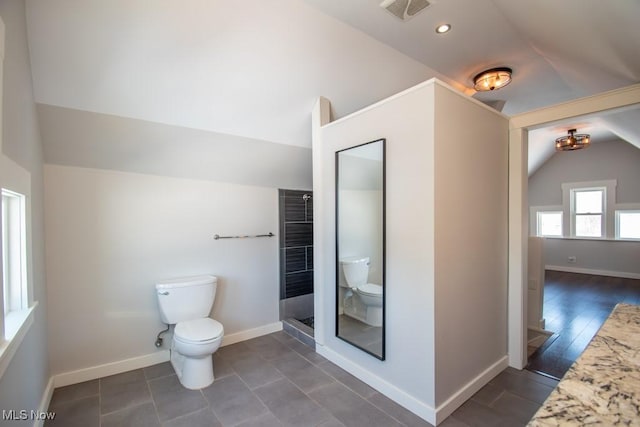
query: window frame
615 204 640 241
530 206 563 237
0 155 36 380
562 180 616 239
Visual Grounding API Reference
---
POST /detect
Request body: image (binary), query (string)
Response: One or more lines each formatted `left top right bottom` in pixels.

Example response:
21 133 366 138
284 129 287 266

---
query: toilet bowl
339 257 383 327
156 275 224 389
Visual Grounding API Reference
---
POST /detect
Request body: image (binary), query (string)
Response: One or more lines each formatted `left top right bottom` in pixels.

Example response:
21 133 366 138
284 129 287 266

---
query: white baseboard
434 356 509 425
51 321 283 388
317 345 509 426
221 321 282 347
54 350 171 388
316 345 437 425
546 265 640 279
34 376 55 427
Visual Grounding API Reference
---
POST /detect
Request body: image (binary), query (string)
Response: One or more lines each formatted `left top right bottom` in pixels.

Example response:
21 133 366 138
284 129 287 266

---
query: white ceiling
24 0 640 174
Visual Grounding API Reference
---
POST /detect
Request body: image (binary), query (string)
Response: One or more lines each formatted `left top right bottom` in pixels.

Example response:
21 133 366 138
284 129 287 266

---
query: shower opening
278 189 314 347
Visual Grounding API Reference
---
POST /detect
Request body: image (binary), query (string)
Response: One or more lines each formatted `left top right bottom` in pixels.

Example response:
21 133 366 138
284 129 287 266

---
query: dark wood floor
526 270 640 379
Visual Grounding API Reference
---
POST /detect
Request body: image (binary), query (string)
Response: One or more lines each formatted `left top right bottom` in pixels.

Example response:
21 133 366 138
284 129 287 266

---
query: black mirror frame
335 138 386 360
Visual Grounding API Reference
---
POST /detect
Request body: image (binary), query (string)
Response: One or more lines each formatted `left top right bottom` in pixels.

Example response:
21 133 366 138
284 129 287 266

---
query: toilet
339 257 383 327
155 275 224 389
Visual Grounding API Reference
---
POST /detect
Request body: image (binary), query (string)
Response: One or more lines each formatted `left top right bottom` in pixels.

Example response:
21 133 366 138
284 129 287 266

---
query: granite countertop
528 303 640 426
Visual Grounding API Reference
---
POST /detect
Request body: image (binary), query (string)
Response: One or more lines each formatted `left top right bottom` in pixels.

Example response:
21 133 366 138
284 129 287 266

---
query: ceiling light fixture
435 23 451 34
555 129 591 151
473 67 512 91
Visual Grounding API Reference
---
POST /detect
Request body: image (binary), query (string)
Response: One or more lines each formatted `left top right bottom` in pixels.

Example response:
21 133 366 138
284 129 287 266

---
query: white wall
432 83 509 405
45 165 280 376
529 139 640 276
0 0 49 419
317 83 437 412
314 80 509 424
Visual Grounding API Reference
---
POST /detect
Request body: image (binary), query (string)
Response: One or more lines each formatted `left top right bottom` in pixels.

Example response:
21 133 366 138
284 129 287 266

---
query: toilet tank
340 257 370 288
156 275 217 324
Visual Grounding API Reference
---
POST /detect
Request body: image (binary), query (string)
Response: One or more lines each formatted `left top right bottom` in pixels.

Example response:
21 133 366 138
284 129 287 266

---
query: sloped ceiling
24 0 640 175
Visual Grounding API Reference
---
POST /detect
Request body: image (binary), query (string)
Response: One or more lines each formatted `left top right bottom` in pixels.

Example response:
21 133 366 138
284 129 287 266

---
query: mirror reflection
336 138 385 359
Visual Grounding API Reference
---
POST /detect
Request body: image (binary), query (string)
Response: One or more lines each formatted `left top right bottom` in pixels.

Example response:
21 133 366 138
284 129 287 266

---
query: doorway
278 189 315 346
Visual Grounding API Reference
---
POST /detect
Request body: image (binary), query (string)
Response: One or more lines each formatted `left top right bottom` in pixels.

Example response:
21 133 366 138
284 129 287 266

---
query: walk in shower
278 189 314 346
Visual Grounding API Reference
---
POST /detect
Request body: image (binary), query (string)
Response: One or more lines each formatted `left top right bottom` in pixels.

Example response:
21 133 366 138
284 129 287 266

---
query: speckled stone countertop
528 303 640 426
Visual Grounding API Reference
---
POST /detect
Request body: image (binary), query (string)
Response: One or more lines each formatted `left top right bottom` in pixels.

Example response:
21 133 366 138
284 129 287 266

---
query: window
2 189 27 319
572 188 604 237
536 211 562 237
562 180 616 239
0 154 36 380
616 210 640 240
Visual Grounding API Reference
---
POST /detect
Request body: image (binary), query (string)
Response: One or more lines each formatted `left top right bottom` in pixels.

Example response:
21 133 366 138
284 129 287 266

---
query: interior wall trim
315 345 436 425
434 356 509 424
545 265 640 280
35 377 55 427
53 321 283 388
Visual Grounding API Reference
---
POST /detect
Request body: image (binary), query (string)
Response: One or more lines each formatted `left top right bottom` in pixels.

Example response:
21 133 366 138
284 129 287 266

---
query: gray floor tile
309 382 402 427
368 392 433 427
212 353 235 379
144 362 175 381
488 369 555 404
148 374 208 422
438 416 470 427
217 342 258 364
254 378 332 426
49 379 99 407
202 374 268 426
45 396 99 427
232 354 284 389
244 335 293 361
490 391 540 424
470 382 504 406
101 402 160 427
316 361 377 399
451 399 523 427
271 352 334 393
235 412 285 427
317 418 347 427
162 407 221 427
100 369 152 415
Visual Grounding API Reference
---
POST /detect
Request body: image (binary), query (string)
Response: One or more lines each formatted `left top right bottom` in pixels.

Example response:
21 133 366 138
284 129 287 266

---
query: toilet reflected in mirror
335 138 385 359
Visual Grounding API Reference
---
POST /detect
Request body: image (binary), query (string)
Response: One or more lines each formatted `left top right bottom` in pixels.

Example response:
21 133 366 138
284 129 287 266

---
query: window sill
0 302 38 380
539 236 639 243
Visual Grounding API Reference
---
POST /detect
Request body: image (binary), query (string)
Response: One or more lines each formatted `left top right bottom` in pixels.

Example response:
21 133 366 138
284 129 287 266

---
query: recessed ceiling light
435 23 451 34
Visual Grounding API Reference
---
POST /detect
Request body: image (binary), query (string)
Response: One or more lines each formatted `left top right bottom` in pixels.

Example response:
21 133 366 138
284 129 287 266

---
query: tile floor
46 331 558 427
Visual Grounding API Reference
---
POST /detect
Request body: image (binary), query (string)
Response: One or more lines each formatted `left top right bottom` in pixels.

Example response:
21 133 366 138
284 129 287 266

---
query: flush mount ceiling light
473 67 512 91
435 23 451 34
555 129 591 151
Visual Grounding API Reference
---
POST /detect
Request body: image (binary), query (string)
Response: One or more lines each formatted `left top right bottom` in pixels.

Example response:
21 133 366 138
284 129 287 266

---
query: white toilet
339 257 383 327
155 275 224 390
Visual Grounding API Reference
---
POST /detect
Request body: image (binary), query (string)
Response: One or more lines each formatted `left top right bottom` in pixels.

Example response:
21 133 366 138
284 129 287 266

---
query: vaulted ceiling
24 0 640 176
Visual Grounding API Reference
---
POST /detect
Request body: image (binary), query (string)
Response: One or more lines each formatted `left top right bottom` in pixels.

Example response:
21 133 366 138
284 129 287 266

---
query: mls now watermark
2 410 56 421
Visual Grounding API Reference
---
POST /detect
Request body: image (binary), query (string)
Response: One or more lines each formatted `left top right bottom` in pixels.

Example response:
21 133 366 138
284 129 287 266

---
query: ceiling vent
380 0 431 21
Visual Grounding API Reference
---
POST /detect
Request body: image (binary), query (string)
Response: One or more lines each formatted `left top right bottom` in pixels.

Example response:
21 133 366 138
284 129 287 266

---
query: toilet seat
357 283 382 296
175 318 224 344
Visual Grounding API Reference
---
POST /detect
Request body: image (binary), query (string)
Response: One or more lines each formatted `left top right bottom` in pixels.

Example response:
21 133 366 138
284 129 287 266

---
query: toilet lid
175 318 224 342
357 283 382 296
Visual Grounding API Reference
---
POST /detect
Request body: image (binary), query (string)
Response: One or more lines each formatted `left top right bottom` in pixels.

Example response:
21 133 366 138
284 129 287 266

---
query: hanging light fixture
555 129 591 151
473 67 512 91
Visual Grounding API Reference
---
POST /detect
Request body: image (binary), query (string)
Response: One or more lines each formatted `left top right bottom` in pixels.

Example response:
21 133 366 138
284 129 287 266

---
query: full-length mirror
336 138 385 360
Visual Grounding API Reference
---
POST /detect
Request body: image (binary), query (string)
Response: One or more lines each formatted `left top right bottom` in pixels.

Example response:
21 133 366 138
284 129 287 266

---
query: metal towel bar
213 232 274 240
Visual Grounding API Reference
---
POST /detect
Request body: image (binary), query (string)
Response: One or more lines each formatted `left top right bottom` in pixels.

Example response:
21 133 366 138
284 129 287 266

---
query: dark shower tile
284 223 313 247
306 246 314 271
285 247 306 273
285 271 313 298
284 196 306 222
306 197 313 222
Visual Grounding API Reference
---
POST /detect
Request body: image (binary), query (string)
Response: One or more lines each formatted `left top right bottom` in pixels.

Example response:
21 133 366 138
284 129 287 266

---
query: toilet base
170 350 214 390
343 296 383 327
